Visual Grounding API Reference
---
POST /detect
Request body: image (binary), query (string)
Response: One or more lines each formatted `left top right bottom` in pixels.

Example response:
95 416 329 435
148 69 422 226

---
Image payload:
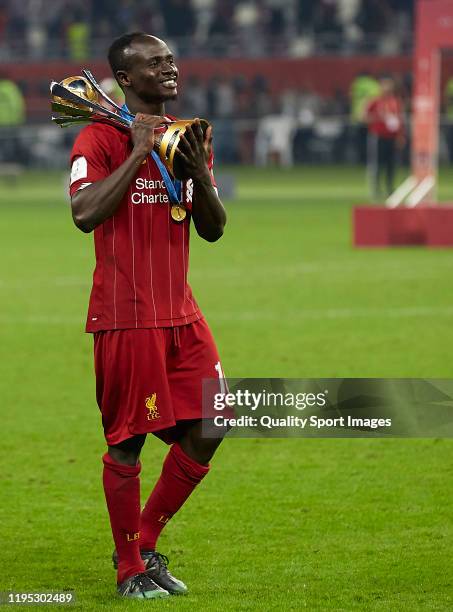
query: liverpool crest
145 393 160 420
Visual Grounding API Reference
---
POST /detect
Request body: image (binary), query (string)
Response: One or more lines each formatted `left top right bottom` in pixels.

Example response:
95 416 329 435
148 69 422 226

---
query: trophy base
155 119 210 180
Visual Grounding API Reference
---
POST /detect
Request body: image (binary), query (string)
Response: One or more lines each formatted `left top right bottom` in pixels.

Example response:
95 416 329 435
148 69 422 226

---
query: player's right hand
131 113 166 156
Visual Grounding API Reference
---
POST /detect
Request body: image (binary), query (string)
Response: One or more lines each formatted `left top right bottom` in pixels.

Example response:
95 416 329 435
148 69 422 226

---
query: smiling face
116 36 179 104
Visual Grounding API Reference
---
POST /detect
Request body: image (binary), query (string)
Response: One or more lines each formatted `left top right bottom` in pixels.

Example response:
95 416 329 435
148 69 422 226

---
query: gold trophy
50 70 210 191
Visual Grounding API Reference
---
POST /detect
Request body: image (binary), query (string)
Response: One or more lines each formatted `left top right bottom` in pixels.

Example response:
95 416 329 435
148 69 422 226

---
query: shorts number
215 361 227 394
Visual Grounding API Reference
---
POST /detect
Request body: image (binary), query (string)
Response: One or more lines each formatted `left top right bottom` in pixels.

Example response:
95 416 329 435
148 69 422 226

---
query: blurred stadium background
1 0 453 170
2 1 453 610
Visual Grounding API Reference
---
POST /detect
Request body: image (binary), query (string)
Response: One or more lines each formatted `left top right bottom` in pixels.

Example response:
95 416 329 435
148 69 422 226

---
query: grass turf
1 165 453 610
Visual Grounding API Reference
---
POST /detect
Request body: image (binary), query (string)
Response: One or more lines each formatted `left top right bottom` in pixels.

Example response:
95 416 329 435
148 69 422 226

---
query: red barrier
353 205 453 247
412 0 453 200
353 1 453 249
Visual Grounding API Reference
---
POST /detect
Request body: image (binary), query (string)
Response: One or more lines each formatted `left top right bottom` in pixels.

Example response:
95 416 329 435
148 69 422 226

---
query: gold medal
170 205 187 222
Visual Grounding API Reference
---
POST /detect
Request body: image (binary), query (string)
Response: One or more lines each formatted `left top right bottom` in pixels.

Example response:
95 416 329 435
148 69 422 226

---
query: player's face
122 39 179 103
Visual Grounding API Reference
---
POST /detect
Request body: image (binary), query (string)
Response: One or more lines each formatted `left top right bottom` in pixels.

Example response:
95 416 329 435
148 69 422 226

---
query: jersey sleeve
69 125 112 197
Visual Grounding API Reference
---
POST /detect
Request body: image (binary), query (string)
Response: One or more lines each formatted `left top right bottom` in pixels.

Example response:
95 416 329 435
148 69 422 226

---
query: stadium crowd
1 66 415 167
0 0 415 59
2 0 453 169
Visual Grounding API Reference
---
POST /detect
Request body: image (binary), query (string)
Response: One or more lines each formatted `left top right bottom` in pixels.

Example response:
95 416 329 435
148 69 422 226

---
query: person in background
293 86 319 163
67 9 89 60
350 71 380 164
183 75 207 118
0 75 25 127
444 75 453 163
255 99 296 167
365 74 405 200
160 0 196 39
0 74 26 164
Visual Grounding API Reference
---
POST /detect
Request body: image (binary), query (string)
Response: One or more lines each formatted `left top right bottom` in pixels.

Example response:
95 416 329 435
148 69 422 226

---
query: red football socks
140 443 210 550
102 453 146 584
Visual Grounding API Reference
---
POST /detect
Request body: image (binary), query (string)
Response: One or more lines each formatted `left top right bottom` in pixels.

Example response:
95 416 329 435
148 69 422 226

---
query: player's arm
71 114 165 233
177 120 226 242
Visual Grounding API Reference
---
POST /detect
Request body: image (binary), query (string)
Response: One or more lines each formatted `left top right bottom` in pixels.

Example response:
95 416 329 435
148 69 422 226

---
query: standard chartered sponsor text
131 178 170 204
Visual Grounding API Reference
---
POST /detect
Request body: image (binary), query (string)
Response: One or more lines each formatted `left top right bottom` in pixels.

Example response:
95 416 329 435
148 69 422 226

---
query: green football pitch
1 165 453 610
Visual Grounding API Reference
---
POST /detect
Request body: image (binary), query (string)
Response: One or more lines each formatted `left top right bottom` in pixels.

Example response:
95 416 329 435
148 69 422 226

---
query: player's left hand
176 119 212 182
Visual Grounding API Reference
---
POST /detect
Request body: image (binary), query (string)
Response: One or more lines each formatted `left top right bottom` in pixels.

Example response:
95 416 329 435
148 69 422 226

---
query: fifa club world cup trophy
50 70 210 219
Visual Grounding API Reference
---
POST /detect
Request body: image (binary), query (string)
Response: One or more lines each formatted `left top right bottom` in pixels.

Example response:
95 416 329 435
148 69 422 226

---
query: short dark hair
108 32 149 83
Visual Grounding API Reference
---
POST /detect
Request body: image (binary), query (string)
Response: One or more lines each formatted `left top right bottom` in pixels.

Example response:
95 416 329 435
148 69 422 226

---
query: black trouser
368 133 397 199
356 123 368 164
446 124 453 163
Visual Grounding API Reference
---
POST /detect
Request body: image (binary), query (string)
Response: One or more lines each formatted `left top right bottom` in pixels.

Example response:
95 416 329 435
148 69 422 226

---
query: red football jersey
69 120 216 332
366 95 404 139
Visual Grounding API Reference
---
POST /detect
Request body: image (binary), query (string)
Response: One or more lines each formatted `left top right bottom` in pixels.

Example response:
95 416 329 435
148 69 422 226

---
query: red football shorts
93 318 223 445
